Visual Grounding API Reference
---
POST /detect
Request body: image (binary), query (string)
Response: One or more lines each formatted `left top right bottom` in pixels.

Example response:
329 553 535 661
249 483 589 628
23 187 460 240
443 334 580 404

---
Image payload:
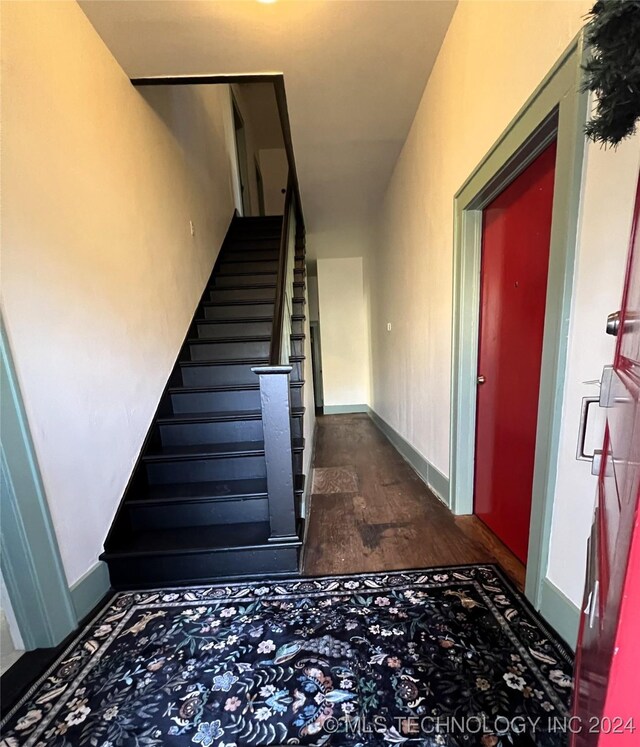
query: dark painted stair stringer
101 215 308 589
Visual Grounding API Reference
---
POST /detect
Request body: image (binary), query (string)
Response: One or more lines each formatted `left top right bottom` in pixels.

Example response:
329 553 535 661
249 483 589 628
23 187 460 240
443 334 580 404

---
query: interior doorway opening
231 95 250 216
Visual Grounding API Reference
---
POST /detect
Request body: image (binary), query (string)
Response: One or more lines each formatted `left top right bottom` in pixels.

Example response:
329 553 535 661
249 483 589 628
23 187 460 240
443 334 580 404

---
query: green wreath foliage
583 0 640 146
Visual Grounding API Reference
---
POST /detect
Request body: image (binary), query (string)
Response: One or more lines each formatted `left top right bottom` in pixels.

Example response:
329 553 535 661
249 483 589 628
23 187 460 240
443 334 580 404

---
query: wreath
583 0 640 146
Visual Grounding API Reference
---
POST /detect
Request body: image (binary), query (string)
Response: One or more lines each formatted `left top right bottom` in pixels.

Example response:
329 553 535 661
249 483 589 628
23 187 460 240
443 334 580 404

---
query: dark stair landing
101 215 308 588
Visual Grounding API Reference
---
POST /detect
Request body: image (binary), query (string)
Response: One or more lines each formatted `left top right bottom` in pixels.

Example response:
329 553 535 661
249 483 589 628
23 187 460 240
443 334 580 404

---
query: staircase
101 213 308 588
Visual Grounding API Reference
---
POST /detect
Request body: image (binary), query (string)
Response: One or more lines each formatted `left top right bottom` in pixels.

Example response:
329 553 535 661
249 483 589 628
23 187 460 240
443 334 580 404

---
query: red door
571 174 640 744
475 142 557 563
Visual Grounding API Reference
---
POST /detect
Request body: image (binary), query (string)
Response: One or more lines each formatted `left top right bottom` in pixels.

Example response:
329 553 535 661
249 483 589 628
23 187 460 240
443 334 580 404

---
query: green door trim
1 317 77 648
449 32 588 612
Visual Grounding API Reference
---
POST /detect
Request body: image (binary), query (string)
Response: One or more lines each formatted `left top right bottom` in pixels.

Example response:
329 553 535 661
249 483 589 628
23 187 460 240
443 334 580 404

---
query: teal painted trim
0 318 77 648
525 40 589 609
323 404 370 415
298 419 317 573
300 418 317 523
368 409 450 505
539 578 580 650
449 32 588 608
69 562 110 621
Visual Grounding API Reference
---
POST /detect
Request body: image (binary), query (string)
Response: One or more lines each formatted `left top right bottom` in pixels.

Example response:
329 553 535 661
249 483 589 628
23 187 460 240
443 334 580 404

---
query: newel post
252 365 297 541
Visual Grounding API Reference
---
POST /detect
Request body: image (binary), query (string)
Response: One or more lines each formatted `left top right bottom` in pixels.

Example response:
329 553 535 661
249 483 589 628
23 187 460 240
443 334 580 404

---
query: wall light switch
387 322 392 332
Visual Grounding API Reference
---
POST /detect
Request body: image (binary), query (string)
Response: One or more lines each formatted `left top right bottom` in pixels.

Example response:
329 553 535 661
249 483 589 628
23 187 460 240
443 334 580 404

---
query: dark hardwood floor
303 414 525 591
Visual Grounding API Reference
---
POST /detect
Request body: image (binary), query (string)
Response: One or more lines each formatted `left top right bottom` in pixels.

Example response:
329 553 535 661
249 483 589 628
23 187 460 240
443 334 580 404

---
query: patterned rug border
1 563 574 734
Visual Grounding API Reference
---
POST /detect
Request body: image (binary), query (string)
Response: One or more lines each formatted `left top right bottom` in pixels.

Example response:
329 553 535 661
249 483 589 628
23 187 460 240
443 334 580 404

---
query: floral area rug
1 565 573 747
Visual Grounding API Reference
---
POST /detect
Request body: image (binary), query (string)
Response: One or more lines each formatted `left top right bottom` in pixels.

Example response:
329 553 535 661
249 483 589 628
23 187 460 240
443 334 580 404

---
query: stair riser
195 321 272 339
188 340 270 361
214 274 277 288
218 261 279 274
145 454 266 484
226 240 281 252
223 250 279 262
159 418 301 446
228 231 281 240
107 545 299 588
128 497 269 530
158 419 264 447
180 363 260 388
170 388 261 414
210 288 276 302
203 303 274 321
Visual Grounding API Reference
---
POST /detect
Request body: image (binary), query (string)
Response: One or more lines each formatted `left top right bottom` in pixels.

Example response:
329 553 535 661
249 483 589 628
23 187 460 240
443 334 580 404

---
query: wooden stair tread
168 381 304 394
210 283 277 291
195 317 273 324
133 477 270 503
105 521 300 557
133 474 305 504
143 438 305 461
203 300 274 307
178 358 269 368
215 270 278 277
157 408 304 425
186 335 272 344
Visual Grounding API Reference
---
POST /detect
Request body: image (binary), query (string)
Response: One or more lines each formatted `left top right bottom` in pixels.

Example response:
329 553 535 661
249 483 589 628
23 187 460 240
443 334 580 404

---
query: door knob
607 309 640 336
606 311 620 336
477 375 486 385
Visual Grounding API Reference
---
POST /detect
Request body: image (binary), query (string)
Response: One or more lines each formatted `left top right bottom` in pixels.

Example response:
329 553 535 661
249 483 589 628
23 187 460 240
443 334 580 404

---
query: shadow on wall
140 81 289 220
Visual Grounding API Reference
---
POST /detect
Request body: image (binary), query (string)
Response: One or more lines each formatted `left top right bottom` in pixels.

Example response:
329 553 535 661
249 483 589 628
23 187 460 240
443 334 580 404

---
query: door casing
450 33 588 608
1 318 77 649
231 92 250 216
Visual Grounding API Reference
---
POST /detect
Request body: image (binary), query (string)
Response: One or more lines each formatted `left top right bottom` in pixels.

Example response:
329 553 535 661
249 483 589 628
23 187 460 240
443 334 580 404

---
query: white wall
317 257 370 408
1 0 239 586
547 133 640 605
307 221 374 408
370 0 593 477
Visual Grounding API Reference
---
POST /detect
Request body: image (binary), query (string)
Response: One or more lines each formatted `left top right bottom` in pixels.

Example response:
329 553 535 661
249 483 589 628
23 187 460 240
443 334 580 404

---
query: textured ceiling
80 0 457 235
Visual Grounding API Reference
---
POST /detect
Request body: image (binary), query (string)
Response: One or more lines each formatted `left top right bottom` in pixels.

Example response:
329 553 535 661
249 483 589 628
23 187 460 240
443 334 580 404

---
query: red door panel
475 142 557 563
572 173 640 745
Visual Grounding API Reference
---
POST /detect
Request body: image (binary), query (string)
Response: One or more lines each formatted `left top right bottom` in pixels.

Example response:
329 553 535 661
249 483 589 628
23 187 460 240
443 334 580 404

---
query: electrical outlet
190 220 195 237
387 322 392 332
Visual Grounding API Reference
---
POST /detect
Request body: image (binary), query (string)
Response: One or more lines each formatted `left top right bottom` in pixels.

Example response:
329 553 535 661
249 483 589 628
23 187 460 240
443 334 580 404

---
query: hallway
304 414 525 590
3 414 576 745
